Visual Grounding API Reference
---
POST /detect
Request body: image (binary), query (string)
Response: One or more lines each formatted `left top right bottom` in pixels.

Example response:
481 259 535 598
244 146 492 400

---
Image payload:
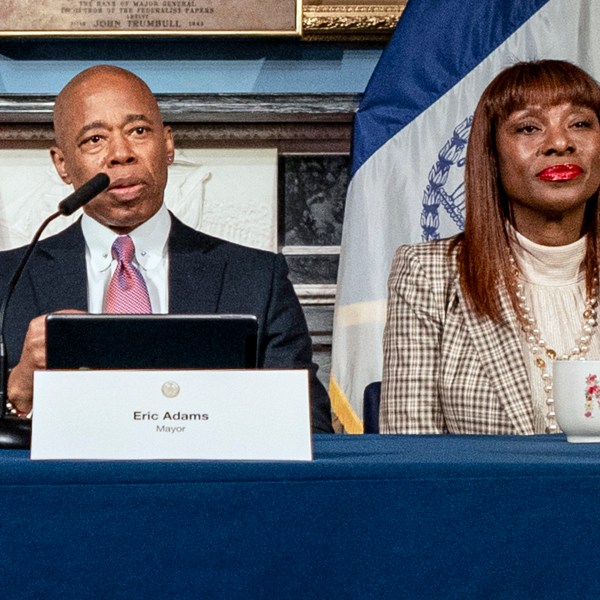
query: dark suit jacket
0 214 333 433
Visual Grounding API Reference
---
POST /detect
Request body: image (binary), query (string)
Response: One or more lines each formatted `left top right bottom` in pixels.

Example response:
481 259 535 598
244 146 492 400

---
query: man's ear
163 126 175 161
50 146 72 185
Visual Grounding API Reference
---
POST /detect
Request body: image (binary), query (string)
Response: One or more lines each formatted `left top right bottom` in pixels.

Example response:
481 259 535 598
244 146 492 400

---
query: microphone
0 172 110 448
58 173 110 216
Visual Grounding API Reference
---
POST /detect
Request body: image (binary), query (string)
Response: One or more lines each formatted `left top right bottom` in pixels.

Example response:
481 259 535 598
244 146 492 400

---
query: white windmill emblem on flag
421 116 472 241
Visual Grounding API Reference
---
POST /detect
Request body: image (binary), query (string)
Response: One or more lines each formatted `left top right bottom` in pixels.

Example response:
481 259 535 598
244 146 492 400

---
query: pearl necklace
508 254 599 433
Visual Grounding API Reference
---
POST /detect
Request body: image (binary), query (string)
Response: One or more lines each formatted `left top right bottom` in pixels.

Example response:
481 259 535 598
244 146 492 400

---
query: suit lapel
28 223 88 312
456 282 534 434
167 216 227 314
28 215 229 315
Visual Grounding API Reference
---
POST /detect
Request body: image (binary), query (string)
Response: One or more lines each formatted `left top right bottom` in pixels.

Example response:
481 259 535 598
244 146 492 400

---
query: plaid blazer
380 238 535 435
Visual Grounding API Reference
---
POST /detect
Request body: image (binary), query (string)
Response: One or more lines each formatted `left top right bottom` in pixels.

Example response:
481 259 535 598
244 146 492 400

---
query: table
1 435 600 599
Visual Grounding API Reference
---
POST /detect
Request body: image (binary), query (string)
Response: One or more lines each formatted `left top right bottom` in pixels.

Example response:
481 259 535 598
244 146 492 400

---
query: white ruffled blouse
510 228 600 433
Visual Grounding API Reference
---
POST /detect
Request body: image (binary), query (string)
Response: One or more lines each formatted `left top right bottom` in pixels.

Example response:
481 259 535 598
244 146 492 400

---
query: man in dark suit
2 65 333 433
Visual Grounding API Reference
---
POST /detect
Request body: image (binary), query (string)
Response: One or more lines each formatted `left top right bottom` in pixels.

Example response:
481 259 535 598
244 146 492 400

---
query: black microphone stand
0 211 64 448
0 172 109 449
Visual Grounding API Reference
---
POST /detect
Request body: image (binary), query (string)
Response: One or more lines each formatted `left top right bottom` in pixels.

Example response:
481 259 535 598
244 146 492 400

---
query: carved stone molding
0 124 54 149
0 93 360 153
172 123 352 153
302 3 406 41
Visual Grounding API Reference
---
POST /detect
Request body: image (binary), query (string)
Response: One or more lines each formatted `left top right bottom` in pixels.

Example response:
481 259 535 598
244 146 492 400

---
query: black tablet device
45 314 258 370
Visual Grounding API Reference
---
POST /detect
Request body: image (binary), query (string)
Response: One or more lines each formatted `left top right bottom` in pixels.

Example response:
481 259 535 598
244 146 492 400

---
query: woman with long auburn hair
380 59 600 434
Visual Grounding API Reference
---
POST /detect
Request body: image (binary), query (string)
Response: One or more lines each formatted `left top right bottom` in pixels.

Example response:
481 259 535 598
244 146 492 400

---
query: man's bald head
50 64 174 233
53 65 163 149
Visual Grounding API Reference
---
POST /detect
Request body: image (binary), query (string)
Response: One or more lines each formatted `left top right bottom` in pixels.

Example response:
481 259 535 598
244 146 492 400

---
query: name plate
31 370 312 461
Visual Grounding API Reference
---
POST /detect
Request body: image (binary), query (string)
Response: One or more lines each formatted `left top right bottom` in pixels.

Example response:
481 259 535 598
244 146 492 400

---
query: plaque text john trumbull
2 0 300 35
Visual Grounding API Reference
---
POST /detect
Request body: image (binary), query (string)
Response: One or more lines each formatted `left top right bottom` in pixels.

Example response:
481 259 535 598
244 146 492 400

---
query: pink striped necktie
104 235 152 314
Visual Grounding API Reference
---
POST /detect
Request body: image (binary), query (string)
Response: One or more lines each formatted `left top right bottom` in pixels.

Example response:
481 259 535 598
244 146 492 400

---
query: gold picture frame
302 2 406 42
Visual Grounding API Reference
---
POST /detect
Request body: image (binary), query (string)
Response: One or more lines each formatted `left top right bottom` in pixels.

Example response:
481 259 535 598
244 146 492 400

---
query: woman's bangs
490 68 600 122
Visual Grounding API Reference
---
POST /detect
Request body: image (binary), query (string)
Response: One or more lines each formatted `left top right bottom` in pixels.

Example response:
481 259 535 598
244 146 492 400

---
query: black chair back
363 381 381 433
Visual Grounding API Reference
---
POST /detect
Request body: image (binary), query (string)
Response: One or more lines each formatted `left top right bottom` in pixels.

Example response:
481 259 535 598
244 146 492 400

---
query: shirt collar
82 203 171 273
507 222 586 286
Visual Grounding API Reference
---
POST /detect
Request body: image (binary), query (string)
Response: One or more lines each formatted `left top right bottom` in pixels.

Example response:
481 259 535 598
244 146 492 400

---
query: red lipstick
537 164 583 181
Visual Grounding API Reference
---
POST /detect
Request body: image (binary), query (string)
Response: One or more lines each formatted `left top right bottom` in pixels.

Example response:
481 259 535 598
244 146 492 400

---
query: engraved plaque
1 0 300 36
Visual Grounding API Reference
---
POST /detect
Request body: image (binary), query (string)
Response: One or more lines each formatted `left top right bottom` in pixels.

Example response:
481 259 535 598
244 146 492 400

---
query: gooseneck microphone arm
0 172 110 448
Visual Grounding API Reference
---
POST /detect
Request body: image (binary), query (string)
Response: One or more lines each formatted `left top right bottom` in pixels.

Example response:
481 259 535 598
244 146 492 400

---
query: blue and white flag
330 0 600 432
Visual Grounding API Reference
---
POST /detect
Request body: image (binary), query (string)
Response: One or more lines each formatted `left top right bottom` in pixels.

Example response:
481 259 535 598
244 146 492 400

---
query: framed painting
0 0 302 36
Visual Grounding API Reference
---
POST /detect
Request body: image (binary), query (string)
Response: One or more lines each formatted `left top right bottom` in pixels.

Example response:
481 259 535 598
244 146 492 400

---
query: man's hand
8 310 85 415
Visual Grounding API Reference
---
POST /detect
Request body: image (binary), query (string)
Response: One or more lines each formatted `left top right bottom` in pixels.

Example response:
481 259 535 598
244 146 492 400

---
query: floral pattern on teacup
584 374 600 418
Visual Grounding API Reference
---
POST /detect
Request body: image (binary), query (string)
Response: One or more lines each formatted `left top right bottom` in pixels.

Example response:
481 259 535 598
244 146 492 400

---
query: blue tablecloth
2 434 600 599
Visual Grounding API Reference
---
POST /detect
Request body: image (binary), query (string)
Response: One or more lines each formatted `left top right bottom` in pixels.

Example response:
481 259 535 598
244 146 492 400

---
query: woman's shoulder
393 236 459 270
388 236 461 309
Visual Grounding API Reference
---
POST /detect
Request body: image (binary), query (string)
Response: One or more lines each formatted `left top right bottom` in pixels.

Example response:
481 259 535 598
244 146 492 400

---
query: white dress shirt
81 203 171 314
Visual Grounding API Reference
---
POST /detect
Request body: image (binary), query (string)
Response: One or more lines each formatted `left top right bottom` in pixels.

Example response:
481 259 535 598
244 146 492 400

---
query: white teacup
553 360 600 442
